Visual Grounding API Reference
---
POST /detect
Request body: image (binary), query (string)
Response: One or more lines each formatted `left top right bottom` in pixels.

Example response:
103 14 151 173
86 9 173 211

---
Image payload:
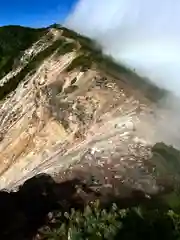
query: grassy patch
66 53 92 72
60 27 95 49
151 143 180 176
55 41 76 56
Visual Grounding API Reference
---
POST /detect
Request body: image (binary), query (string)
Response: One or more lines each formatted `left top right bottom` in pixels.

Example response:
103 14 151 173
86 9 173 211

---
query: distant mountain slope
0 25 46 78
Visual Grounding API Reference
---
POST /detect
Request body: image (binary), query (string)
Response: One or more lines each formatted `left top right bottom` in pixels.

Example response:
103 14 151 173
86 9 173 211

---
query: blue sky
0 0 78 27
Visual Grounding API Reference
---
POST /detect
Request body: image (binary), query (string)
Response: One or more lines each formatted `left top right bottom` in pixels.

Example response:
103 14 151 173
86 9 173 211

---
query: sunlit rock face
0 26 179 199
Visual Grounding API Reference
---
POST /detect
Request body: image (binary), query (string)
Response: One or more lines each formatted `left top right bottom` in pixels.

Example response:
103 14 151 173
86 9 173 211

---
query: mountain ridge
0 24 179 209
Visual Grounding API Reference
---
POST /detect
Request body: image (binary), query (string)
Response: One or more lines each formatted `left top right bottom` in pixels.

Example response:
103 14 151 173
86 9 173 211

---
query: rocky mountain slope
0 25 180 203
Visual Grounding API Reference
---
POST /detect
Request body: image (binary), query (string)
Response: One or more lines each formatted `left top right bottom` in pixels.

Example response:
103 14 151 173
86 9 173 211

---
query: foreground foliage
38 201 180 240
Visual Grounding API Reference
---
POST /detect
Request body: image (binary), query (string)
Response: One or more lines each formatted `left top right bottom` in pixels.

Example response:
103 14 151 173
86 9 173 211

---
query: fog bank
65 0 180 97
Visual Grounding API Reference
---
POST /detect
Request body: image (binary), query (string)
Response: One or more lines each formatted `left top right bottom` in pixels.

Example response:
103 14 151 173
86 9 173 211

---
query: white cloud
65 0 180 96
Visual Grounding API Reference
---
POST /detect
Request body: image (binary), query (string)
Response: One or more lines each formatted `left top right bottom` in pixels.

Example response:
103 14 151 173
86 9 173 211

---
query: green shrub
37 201 180 240
40 201 123 240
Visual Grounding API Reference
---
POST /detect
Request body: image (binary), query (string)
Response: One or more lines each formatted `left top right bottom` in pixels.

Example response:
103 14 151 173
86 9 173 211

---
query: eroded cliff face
0 27 178 196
